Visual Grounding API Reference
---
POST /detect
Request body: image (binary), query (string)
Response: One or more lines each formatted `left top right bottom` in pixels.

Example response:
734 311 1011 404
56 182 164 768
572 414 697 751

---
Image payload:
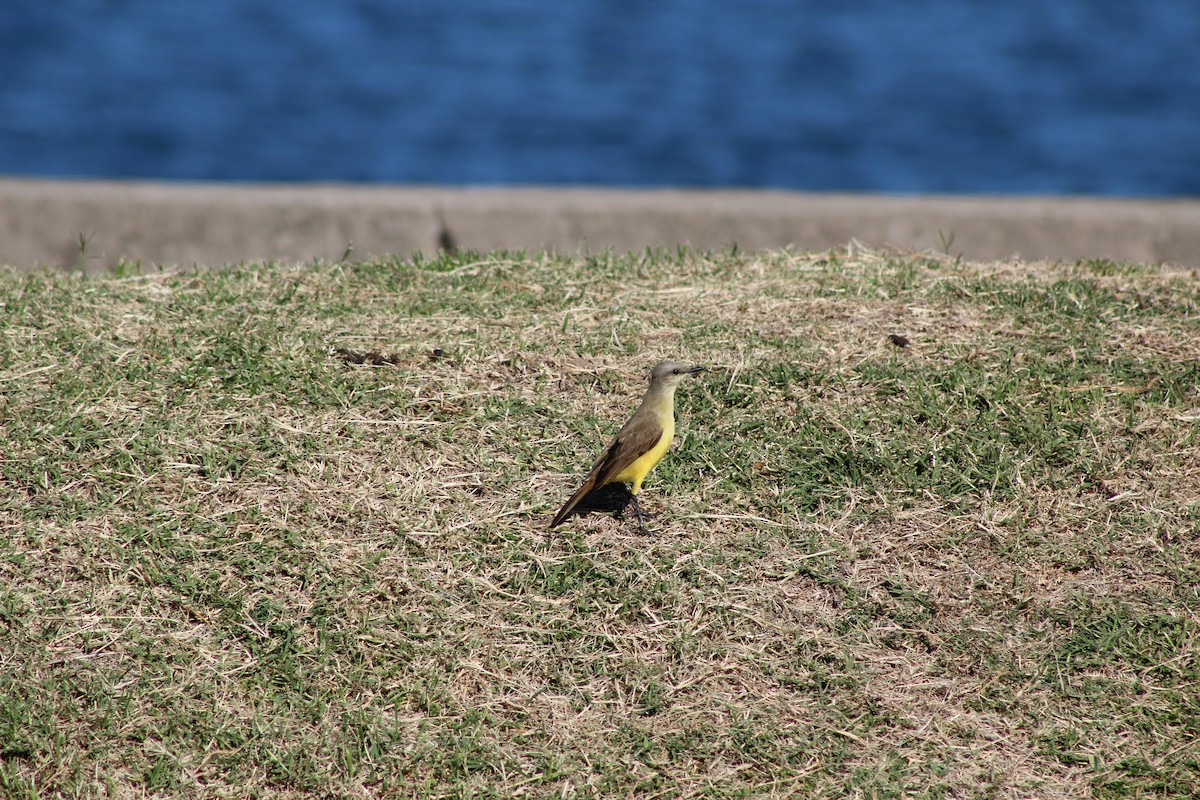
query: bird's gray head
649 360 706 388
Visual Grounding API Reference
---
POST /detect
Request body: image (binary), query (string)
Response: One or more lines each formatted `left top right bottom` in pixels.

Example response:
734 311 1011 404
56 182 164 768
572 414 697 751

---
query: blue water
2 1 1199 195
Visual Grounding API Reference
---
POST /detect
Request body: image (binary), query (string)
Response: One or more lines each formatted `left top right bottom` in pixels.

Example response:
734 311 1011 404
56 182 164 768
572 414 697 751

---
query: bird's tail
550 480 595 528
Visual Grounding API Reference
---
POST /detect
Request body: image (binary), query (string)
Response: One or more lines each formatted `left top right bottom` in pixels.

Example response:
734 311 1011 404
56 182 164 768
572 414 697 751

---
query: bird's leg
612 485 647 533
628 492 647 534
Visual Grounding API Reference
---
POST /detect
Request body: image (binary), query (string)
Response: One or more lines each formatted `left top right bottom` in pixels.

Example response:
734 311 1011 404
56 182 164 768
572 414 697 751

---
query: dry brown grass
1 248 1198 798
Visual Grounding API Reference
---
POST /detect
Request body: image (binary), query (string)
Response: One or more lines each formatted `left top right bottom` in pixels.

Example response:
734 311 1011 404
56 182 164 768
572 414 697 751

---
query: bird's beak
687 365 706 373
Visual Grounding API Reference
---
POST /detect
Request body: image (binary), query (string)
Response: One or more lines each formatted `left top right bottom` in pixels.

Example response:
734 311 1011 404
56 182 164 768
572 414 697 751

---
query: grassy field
1 247 1198 799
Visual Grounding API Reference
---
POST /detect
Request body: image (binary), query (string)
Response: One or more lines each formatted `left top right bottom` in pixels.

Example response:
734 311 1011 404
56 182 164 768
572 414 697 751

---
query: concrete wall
2 178 1199 272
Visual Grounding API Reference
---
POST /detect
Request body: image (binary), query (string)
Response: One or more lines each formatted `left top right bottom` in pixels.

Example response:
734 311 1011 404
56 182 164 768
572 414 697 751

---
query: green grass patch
2 248 1199 798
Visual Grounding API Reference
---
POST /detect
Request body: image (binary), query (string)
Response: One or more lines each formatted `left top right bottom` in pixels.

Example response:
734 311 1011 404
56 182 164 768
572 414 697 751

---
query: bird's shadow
566 483 637 522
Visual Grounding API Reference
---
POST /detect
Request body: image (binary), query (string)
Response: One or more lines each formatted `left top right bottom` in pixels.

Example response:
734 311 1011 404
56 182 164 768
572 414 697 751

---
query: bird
551 361 705 531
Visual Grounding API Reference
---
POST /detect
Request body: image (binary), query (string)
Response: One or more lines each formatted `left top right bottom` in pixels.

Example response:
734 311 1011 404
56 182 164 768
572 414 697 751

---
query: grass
1 247 1198 799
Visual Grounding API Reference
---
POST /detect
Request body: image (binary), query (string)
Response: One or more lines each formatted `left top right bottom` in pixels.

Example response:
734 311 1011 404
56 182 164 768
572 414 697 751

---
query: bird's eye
673 369 681 374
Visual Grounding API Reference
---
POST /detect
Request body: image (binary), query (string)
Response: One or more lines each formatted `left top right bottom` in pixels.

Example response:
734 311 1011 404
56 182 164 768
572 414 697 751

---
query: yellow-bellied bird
551 361 705 531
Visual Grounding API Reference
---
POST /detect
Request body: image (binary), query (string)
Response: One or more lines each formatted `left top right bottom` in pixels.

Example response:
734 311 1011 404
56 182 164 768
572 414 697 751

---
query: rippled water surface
2 1 1198 194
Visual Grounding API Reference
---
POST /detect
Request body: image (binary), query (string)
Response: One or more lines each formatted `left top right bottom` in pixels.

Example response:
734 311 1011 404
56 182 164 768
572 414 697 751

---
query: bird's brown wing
550 417 664 528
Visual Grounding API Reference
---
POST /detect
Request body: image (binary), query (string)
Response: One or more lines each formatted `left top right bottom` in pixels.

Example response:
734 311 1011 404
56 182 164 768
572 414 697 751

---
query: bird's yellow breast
612 413 674 493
